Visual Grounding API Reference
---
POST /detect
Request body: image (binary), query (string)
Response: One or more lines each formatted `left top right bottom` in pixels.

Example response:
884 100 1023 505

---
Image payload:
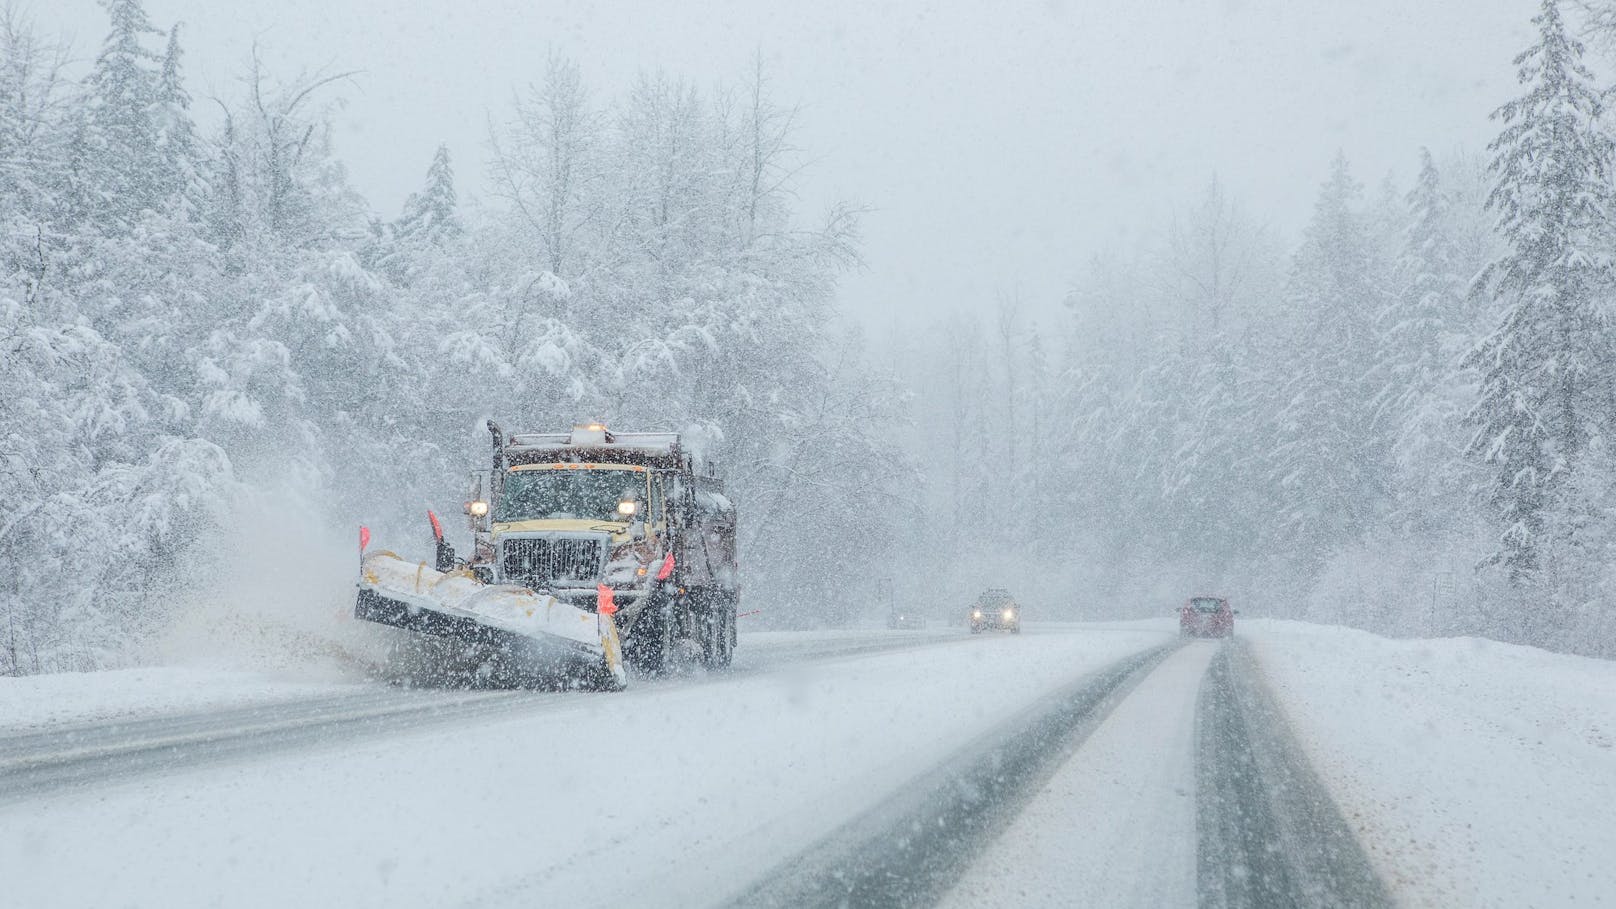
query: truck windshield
496 469 646 523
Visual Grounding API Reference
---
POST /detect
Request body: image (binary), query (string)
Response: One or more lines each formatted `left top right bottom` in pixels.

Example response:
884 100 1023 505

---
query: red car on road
1180 595 1234 638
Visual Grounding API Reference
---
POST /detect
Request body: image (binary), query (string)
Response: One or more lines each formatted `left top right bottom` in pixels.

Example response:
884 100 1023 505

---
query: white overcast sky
33 0 1540 327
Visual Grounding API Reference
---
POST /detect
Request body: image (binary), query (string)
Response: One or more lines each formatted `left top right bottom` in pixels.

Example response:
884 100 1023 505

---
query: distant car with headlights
1180 595 1234 638
887 607 927 629
969 589 1021 634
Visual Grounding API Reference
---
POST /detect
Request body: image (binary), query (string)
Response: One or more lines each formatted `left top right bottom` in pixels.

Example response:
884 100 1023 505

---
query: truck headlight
972 610 983 619
1003 609 1015 621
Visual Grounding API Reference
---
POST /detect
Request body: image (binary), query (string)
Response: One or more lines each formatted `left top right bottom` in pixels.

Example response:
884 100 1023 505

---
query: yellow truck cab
461 422 738 671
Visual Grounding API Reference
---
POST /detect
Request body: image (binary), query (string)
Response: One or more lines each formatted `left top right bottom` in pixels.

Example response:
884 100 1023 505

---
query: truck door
648 471 666 547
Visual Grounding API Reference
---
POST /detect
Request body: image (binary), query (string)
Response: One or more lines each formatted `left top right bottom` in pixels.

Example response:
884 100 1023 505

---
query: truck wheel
627 597 674 673
700 591 736 669
723 598 738 667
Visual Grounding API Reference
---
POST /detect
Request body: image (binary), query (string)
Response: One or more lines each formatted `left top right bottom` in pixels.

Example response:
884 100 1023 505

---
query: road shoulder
1196 638 1390 908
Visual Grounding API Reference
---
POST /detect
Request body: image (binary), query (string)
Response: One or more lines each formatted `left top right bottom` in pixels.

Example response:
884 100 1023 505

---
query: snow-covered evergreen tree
1466 0 1616 584
1269 153 1392 567
73 0 165 232
395 144 460 245
153 24 202 216
1377 149 1474 535
376 144 461 285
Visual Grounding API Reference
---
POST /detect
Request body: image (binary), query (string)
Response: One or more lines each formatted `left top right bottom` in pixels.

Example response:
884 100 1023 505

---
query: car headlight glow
972 610 983 619
1003 609 1014 621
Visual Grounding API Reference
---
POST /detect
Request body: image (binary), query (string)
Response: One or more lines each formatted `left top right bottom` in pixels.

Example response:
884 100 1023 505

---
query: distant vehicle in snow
1180 595 1235 638
969 589 1021 634
878 577 923 628
887 607 926 629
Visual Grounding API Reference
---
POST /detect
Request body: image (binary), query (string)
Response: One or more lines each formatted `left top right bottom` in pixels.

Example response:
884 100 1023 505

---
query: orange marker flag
596 584 619 615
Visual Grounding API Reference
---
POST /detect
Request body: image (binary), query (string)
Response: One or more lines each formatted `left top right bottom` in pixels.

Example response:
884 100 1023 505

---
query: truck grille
502 537 604 587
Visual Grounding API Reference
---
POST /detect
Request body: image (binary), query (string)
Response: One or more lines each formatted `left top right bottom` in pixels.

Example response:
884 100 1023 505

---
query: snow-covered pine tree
73 0 165 232
1379 148 1472 535
395 144 460 246
1269 153 1393 568
154 24 202 217
1155 176 1278 573
1466 0 1616 584
377 144 461 284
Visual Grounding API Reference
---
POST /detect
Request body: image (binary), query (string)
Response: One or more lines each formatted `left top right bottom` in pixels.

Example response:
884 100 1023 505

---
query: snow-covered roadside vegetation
7 0 1616 673
892 2 1616 655
0 3 907 673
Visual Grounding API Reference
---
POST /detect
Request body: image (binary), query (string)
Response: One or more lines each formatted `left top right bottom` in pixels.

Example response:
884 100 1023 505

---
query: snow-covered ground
0 666 367 732
0 625 1168 909
9 619 1613 908
1249 619 1616 909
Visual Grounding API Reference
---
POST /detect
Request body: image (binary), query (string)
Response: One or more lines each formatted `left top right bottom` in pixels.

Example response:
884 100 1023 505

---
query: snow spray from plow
354 546 626 691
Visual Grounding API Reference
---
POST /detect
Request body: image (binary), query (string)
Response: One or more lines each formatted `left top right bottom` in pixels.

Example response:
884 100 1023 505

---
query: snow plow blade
355 550 625 691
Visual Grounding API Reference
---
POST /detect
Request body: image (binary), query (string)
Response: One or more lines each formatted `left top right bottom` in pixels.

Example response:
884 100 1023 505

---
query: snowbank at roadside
1247 619 1616 909
0 666 366 732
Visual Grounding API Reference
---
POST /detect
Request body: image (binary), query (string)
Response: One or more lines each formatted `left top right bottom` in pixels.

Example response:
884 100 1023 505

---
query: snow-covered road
4 620 1612 908
1 624 1166 908
0 627 980 806
941 642 1215 908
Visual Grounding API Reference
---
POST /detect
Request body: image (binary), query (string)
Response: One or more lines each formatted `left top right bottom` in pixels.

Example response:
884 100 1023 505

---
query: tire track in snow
1195 639 1391 908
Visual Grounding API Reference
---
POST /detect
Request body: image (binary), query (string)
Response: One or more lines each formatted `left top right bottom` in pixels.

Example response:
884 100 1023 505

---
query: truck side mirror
428 510 455 571
465 471 491 531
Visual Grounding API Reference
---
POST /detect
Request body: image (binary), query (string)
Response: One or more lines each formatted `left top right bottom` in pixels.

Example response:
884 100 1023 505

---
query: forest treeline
6 0 1616 672
0 0 905 673
900 0 1616 656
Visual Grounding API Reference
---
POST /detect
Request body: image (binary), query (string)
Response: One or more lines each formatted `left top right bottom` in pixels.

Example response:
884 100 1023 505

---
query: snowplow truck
454 421 738 671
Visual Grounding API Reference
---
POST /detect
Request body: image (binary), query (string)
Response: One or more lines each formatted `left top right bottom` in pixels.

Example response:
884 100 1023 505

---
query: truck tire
722 604 736 667
700 590 736 669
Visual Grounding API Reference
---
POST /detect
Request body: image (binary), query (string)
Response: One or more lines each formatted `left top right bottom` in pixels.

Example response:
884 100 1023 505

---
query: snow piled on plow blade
356 551 625 690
